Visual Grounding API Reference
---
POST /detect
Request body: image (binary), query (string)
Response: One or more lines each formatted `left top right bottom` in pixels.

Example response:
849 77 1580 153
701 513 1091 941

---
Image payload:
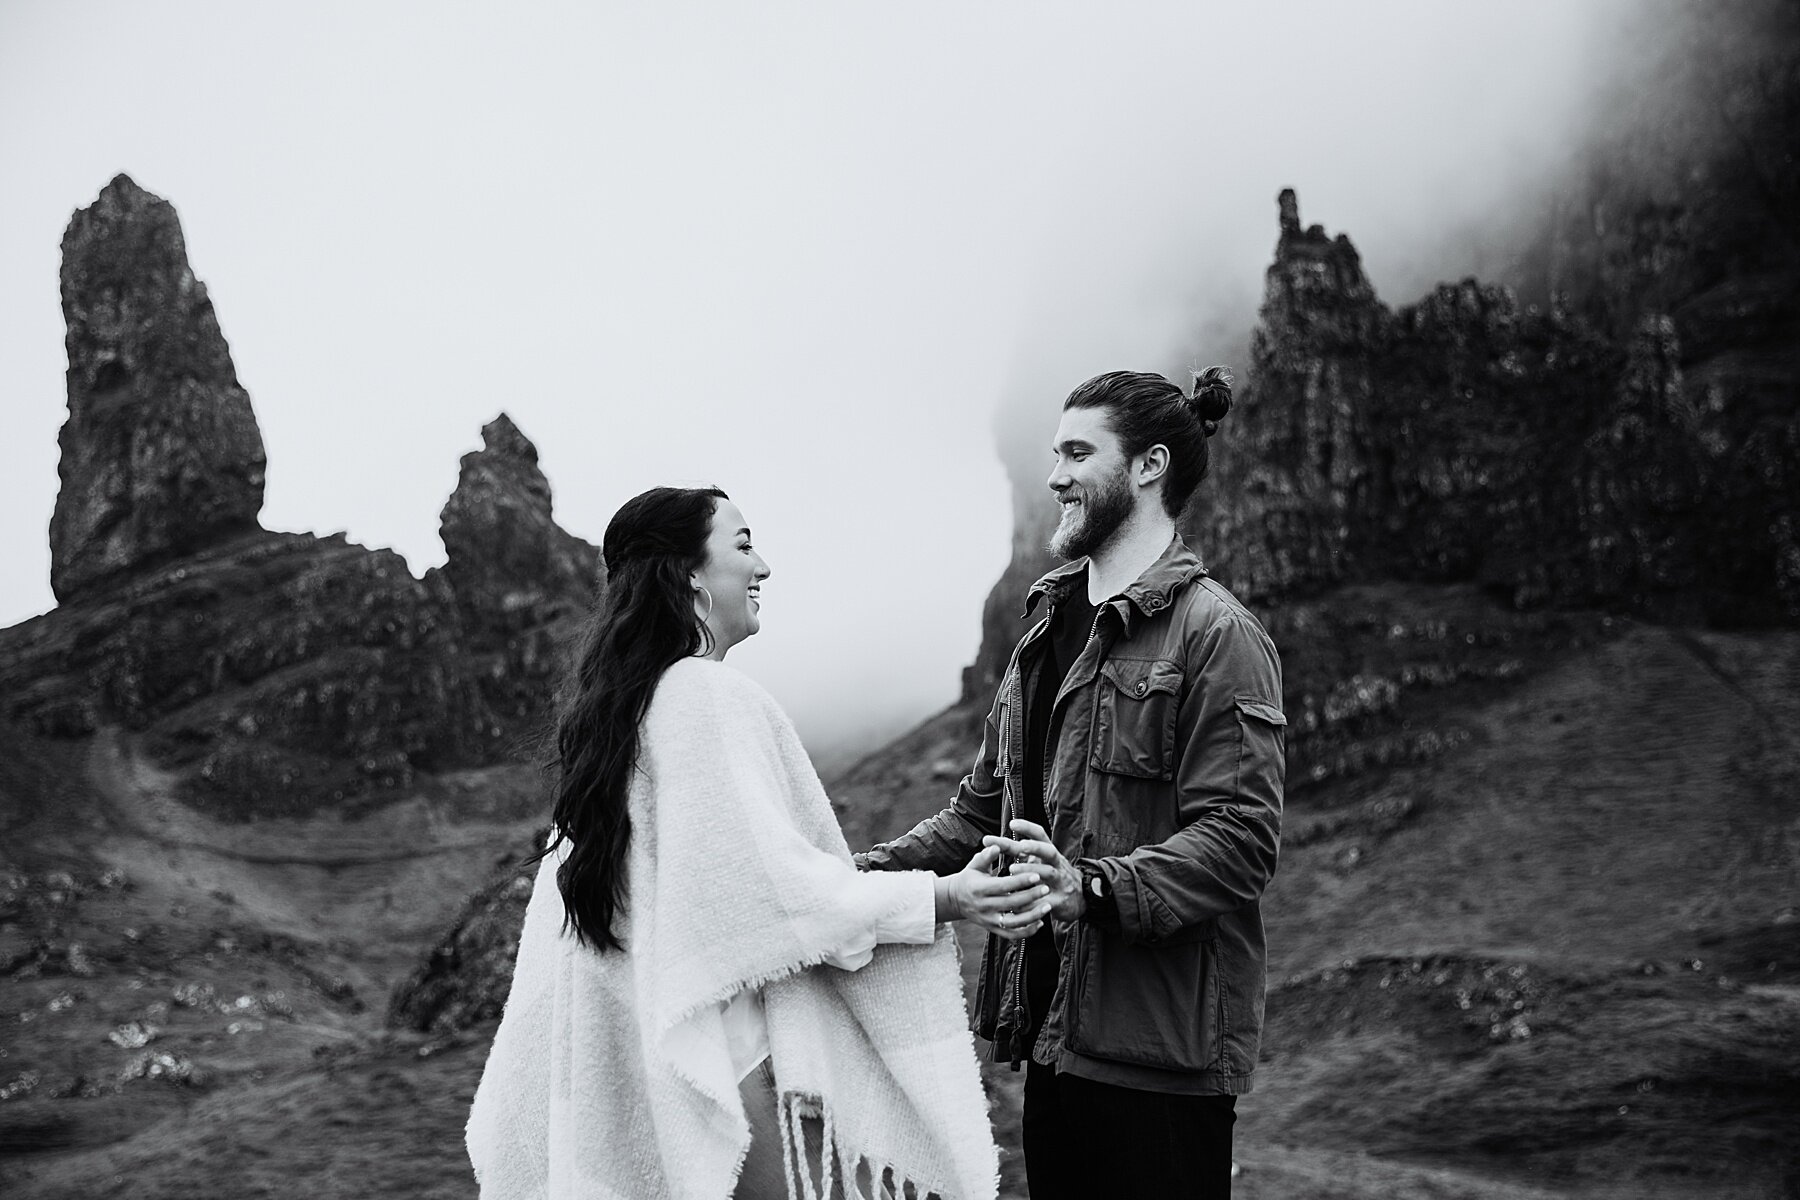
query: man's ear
1136 444 1171 489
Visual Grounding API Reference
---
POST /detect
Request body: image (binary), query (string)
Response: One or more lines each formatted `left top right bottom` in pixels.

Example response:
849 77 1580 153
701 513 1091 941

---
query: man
859 368 1285 1198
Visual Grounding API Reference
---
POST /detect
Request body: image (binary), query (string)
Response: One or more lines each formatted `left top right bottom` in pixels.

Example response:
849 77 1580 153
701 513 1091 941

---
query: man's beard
1047 465 1133 560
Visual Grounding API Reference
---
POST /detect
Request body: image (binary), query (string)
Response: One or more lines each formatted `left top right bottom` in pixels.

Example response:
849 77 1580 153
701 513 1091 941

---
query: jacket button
1135 681 1147 695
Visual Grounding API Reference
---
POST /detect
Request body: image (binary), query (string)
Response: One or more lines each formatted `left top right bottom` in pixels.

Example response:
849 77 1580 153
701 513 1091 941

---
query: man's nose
1047 463 1071 492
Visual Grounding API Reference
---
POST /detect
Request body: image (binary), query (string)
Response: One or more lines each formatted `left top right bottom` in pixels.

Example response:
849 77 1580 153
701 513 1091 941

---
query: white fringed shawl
466 658 998 1200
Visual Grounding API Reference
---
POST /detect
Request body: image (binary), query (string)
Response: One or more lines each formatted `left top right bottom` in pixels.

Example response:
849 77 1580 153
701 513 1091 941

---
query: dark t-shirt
1022 585 1097 829
1020 583 1098 1038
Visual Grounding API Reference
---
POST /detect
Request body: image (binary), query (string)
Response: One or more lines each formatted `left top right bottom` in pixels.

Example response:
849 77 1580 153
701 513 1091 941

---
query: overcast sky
0 0 1658 766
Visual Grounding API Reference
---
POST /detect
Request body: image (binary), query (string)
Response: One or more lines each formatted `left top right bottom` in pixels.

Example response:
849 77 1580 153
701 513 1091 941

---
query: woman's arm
820 847 1051 971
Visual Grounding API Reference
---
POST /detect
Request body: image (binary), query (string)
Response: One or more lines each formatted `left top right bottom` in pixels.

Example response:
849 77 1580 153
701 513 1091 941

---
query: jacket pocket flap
1235 697 1287 726
1098 658 1183 699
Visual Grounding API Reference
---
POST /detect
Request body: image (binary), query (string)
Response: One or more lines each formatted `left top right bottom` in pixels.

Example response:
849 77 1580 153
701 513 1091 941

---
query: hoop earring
693 585 714 623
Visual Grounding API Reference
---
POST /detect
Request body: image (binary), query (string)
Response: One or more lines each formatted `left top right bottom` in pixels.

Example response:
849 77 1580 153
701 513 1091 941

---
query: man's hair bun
1189 365 1233 435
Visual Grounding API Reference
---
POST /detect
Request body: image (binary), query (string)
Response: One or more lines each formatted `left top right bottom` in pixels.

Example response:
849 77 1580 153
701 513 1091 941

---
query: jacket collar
1021 534 1208 633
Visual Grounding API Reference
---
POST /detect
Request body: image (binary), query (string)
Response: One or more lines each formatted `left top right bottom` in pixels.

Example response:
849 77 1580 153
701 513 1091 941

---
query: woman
466 486 1044 1200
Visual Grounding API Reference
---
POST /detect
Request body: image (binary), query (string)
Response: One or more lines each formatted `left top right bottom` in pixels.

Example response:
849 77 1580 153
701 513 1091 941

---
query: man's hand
984 819 1086 922
934 844 1053 940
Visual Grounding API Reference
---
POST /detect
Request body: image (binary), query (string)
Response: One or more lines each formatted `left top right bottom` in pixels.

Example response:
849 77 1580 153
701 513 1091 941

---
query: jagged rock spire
434 413 601 725
49 174 267 602
1264 188 1380 335
1277 187 1302 239
438 414 600 632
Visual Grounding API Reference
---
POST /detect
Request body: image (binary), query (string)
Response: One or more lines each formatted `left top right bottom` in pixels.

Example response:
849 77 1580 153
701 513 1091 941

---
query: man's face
1046 406 1136 560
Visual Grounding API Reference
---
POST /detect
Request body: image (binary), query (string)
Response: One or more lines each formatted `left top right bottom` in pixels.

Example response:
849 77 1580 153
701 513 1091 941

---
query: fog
0 0 1661 769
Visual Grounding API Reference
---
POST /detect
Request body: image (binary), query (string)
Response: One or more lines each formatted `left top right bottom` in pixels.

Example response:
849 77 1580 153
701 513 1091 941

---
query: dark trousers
1022 1056 1236 1199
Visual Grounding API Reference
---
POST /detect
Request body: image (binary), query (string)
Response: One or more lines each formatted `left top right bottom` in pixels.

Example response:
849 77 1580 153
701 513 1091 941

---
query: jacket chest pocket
1088 658 1184 781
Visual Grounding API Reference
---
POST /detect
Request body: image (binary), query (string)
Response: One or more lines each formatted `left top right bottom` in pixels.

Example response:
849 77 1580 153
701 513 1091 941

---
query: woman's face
691 499 771 659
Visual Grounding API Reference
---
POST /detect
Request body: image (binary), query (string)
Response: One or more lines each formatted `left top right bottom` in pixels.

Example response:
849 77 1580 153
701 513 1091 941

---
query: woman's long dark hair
533 485 726 951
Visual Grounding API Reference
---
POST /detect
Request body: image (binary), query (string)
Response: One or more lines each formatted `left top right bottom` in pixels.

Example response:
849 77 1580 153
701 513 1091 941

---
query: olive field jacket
860 536 1285 1094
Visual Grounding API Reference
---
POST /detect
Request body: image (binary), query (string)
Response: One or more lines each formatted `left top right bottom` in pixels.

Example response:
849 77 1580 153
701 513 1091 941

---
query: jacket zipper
1005 603 1042 1065
996 700 1012 778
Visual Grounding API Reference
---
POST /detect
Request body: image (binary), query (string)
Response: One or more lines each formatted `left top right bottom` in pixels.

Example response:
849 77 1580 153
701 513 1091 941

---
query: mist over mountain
971 0 1800 706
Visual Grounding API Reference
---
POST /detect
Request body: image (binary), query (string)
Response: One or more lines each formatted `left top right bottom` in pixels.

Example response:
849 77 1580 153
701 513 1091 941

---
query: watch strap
1075 859 1118 924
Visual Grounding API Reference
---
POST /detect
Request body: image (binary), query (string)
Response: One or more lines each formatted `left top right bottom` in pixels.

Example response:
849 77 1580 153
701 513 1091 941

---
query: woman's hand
934 844 1053 940
984 820 1085 922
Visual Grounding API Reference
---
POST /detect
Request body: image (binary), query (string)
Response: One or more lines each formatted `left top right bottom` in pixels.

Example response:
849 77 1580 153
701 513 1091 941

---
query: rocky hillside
0 178 600 822
0 177 593 1197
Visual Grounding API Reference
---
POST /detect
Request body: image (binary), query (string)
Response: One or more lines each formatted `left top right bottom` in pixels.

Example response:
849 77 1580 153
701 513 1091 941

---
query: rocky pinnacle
437 413 601 641
49 174 267 602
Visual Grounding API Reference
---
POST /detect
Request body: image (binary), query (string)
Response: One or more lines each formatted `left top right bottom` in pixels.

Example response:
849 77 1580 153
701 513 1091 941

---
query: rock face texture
1201 191 1389 605
3 530 483 814
1530 0 1800 627
1196 166 1792 625
1 180 597 819
1202 197 1636 616
432 414 601 737
387 837 542 1034
49 175 268 603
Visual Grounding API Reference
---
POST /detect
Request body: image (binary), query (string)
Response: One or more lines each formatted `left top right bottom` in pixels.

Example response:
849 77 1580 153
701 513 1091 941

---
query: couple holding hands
467 367 1286 1200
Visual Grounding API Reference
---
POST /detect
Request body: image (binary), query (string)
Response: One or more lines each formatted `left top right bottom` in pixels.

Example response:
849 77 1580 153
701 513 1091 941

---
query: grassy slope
3 590 1797 1199
0 722 542 1198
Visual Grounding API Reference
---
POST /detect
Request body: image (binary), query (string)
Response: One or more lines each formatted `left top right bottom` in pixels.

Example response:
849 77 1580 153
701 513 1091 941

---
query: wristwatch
1077 860 1114 921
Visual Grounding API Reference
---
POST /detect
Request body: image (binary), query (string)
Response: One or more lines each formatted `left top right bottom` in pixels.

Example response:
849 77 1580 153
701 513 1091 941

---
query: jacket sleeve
1097 611 1285 946
856 685 1007 875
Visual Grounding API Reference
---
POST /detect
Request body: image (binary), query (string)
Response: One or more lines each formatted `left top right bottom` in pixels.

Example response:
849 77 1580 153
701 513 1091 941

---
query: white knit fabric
466 657 999 1200
723 891 939 1083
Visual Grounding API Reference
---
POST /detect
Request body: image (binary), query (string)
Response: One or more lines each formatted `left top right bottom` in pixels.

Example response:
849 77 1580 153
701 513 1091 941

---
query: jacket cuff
1094 856 1155 944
